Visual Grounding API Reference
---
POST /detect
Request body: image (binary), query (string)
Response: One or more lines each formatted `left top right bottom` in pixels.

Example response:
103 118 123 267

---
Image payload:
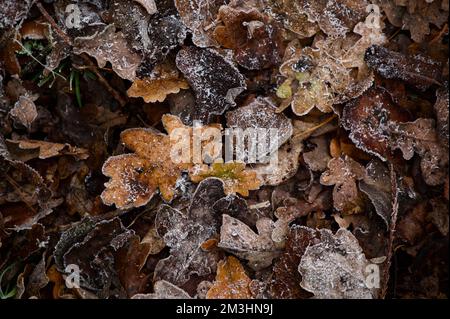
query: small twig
381 164 399 299
36 2 73 45
430 23 448 44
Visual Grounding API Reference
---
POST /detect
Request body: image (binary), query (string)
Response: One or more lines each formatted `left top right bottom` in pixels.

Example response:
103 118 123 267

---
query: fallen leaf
154 178 226 285
74 24 142 81
127 61 189 103
218 214 279 270
6 139 89 160
365 45 443 91
190 162 261 197
174 0 227 47
176 47 246 122
298 228 377 299
132 280 191 299
206 256 252 299
101 114 220 208
9 95 38 129
320 155 366 214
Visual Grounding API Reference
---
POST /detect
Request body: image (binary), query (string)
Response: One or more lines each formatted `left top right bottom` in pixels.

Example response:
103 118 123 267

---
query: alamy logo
64 264 80 289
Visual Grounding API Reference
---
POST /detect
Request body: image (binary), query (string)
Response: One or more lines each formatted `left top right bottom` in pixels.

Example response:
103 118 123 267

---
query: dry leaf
154 178 226 285
206 256 252 299
9 95 38 129
320 156 366 214
74 24 142 81
298 228 377 299
174 0 227 47
190 162 261 197
101 114 220 208
218 214 279 270
132 280 191 299
176 47 246 122
6 139 89 160
127 62 189 103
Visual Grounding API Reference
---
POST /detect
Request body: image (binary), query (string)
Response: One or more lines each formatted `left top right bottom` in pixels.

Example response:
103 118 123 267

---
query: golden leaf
127 62 189 103
206 256 252 299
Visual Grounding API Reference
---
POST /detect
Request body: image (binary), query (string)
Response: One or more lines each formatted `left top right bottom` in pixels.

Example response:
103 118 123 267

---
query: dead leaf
190 162 261 197
206 256 252 299
174 0 227 47
9 95 38 129
74 24 142 81
320 156 366 214
218 214 279 270
298 228 377 299
6 139 89 160
127 62 189 103
176 47 246 122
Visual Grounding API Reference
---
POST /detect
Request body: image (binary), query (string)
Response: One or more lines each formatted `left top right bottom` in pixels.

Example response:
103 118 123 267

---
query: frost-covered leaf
359 160 392 228
176 47 246 122
226 97 293 157
270 225 317 299
296 0 369 37
154 178 226 285
9 95 38 129
213 4 285 69
174 0 227 47
54 217 134 297
298 228 377 299
132 280 191 299
0 0 33 29
266 0 319 38
365 45 443 91
272 191 330 244
6 139 89 161
342 86 411 161
218 214 279 270
320 156 366 214
206 256 252 299
277 11 386 116
390 118 449 186
127 61 189 103
74 25 142 81
303 136 331 172
434 83 449 147
101 115 220 208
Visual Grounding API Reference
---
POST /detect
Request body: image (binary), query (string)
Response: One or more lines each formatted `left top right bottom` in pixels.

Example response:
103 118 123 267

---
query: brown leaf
127 61 189 103
298 228 377 299
9 95 38 129
270 225 316 299
365 45 443 91
320 155 366 214
206 256 252 299
213 4 285 69
6 139 89 160
74 24 142 81
174 0 227 47
101 115 220 208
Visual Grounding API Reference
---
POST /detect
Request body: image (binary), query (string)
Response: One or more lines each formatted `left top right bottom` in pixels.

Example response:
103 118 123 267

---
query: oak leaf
206 256 252 299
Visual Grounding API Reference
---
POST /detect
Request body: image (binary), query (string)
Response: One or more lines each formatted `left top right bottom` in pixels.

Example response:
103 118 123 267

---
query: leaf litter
0 0 447 300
